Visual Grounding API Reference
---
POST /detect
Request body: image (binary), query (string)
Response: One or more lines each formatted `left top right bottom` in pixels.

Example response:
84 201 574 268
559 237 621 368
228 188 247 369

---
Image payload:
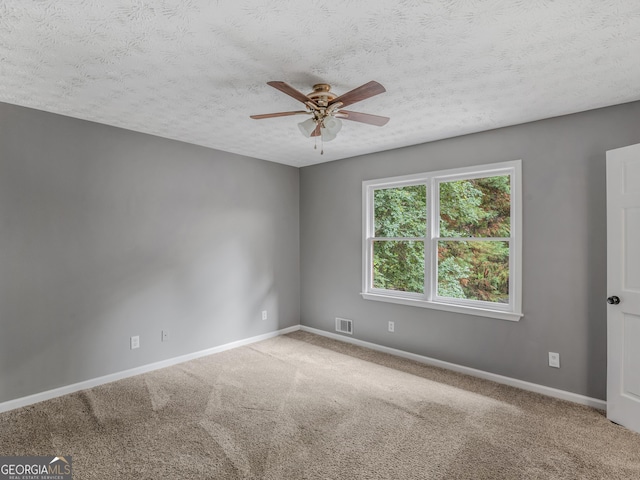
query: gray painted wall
300 101 640 400
0 102 300 404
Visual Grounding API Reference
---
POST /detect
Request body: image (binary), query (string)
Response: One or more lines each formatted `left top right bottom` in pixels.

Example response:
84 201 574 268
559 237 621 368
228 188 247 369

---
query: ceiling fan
250 81 389 153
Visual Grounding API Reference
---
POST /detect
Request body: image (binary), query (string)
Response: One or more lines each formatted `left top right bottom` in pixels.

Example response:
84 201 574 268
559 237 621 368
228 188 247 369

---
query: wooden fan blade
250 111 308 119
329 81 386 108
337 110 390 126
267 81 315 105
311 124 321 137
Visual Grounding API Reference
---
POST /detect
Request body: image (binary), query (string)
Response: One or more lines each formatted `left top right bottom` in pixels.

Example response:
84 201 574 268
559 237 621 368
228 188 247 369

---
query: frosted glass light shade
321 127 337 142
298 118 316 137
323 116 342 134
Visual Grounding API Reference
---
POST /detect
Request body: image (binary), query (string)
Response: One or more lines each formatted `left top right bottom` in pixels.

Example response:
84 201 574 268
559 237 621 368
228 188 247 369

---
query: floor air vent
335 317 353 335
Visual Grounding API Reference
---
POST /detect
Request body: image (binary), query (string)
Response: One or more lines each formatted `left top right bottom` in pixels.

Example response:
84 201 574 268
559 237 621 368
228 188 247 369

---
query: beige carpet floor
1 331 639 479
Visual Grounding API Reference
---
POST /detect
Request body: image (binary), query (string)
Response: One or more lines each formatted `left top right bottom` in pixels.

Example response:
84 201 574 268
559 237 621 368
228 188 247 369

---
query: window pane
374 185 426 238
373 240 424 293
439 175 510 237
438 241 509 303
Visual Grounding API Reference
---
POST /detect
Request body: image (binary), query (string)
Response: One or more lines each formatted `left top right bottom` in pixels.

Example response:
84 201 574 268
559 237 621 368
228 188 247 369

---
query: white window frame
361 160 522 321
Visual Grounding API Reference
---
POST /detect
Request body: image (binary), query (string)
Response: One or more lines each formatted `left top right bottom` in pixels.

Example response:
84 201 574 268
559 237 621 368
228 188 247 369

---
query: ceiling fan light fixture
320 126 338 142
297 117 316 137
252 81 388 152
323 116 342 134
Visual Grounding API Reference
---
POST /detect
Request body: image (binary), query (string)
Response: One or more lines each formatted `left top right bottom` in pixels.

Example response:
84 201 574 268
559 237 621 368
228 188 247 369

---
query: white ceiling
1 1 639 167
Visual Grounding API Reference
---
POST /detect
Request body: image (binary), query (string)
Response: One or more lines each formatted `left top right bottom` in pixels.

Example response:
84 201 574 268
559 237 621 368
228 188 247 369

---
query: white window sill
360 292 523 322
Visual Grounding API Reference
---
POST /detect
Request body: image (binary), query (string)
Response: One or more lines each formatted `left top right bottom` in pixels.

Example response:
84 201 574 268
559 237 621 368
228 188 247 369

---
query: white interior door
607 143 640 433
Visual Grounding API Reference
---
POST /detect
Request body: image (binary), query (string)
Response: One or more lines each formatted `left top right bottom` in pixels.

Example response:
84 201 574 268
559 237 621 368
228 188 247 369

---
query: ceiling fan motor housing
307 84 337 107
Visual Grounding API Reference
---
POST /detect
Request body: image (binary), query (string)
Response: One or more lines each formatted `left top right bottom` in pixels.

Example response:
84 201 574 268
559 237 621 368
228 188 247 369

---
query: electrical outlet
162 330 169 342
262 310 268 320
548 352 560 368
130 335 140 350
388 321 395 333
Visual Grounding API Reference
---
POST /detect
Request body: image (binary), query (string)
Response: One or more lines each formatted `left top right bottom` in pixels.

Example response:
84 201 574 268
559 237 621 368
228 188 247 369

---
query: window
362 160 522 321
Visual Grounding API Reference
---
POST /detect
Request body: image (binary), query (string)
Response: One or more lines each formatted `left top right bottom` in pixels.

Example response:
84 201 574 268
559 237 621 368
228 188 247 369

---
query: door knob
607 296 620 305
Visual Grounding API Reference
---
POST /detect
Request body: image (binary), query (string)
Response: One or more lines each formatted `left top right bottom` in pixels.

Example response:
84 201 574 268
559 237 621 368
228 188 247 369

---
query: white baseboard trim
0 325 300 414
299 325 607 410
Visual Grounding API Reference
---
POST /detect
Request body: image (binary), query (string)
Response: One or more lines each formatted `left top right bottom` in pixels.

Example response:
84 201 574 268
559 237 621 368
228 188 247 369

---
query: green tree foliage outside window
372 185 426 293
438 176 511 303
372 175 511 303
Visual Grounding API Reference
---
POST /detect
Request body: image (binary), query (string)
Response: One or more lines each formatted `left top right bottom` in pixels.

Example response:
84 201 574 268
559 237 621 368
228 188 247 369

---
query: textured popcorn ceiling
1 1 640 167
